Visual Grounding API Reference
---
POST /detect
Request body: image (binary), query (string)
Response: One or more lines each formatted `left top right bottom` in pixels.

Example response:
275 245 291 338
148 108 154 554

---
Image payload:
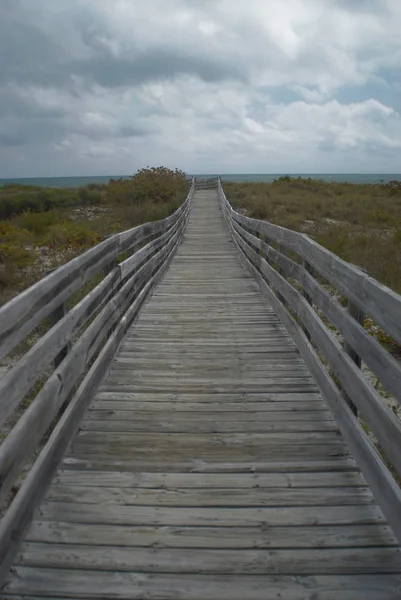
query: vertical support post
258 232 272 286
103 259 116 278
302 260 313 340
260 233 269 262
343 301 365 416
103 239 119 287
45 268 71 368
254 230 261 255
277 245 287 306
50 302 71 368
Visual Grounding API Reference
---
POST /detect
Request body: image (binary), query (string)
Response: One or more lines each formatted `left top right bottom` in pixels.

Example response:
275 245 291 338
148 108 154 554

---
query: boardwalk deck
2 189 401 599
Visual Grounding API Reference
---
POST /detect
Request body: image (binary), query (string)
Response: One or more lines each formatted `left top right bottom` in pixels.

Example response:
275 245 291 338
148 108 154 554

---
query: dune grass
224 177 401 295
0 168 188 305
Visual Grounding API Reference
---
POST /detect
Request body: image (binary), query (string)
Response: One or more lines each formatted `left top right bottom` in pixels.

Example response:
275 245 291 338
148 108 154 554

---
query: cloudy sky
1 0 401 176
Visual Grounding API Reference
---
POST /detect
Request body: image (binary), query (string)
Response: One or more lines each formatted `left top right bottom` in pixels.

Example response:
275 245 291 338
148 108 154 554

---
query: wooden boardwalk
2 189 401 599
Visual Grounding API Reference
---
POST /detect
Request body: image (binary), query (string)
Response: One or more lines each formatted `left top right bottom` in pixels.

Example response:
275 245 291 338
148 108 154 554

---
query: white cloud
1 0 401 175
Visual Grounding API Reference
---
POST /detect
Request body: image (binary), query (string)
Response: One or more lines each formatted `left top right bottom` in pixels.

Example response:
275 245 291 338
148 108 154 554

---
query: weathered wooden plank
110 362 309 373
0 237 118 361
71 430 344 446
118 212 184 281
88 403 327 416
86 402 329 416
61 456 358 473
80 418 336 433
45 484 373 507
0 197 192 585
0 319 122 584
105 374 314 385
232 228 401 480
36 501 385 526
0 219 187 509
228 229 401 544
69 446 344 464
93 391 323 403
3 183 399 597
54 470 364 489
27 521 393 548
4 568 401 600
0 268 120 428
120 340 297 349
231 219 401 405
96 382 318 393
15 543 401 574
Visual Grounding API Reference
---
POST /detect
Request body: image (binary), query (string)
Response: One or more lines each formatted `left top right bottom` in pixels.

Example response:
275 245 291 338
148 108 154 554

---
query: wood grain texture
0 182 194 588
2 185 400 599
230 216 401 406
231 210 401 481
221 182 401 548
4 569 401 600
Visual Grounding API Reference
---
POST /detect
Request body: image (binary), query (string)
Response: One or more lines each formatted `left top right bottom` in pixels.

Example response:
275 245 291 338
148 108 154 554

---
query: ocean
0 174 400 188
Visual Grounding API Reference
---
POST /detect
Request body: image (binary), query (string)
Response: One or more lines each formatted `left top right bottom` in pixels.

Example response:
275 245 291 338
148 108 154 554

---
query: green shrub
0 222 33 245
0 185 102 219
369 209 395 224
393 230 401 245
107 166 188 206
13 211 58 236
39 221 102 249
274 175 293 183
0 243 33 269
77 188 102 205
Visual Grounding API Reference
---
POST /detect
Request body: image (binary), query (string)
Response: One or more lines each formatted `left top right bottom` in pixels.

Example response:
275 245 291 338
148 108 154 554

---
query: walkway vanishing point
1 179 401 598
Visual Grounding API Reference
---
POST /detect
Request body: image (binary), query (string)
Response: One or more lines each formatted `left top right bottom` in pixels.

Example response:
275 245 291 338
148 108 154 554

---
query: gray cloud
0 18 69 88
1 3 243 91
76 50 244 88
0 0 401 176
0 133 25 147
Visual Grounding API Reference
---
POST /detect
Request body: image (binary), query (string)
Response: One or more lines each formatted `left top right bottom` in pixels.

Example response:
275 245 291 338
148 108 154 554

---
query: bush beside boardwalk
0 167 188 306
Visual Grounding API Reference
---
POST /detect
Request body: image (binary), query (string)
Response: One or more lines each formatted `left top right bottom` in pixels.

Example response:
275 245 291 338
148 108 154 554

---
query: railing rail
218 177 401 544
0 179 195 582
196 177 219 190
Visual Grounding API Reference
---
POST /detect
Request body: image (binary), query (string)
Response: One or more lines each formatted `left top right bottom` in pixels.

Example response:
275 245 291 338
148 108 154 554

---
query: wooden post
302 260 313 340
260 233 270 262
254 230 262 256
45 269 71 368
256 231 270 283
49 302 71 368
343 300 365 416
103 259 117 278
277 245 287 306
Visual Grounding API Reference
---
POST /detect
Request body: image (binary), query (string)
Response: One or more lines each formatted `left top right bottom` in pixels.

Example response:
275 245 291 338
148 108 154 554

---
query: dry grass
0 184 184 306
225 177 401 294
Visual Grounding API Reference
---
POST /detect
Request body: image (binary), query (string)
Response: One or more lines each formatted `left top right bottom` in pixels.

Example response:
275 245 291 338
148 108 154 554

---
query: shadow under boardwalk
3 190 401 599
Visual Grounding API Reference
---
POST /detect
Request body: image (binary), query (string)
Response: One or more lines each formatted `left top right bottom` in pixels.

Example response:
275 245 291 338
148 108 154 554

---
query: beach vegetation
225 177 401 294
0 167 189 305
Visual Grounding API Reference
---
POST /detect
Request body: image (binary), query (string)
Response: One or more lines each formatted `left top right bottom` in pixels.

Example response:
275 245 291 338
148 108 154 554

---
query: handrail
218 177 401 544
0 178 195 583
196 177 219 190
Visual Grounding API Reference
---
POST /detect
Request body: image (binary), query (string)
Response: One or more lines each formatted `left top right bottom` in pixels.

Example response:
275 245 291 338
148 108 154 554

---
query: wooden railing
196 177 219 190
218 177 401 543
0 179 195 581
